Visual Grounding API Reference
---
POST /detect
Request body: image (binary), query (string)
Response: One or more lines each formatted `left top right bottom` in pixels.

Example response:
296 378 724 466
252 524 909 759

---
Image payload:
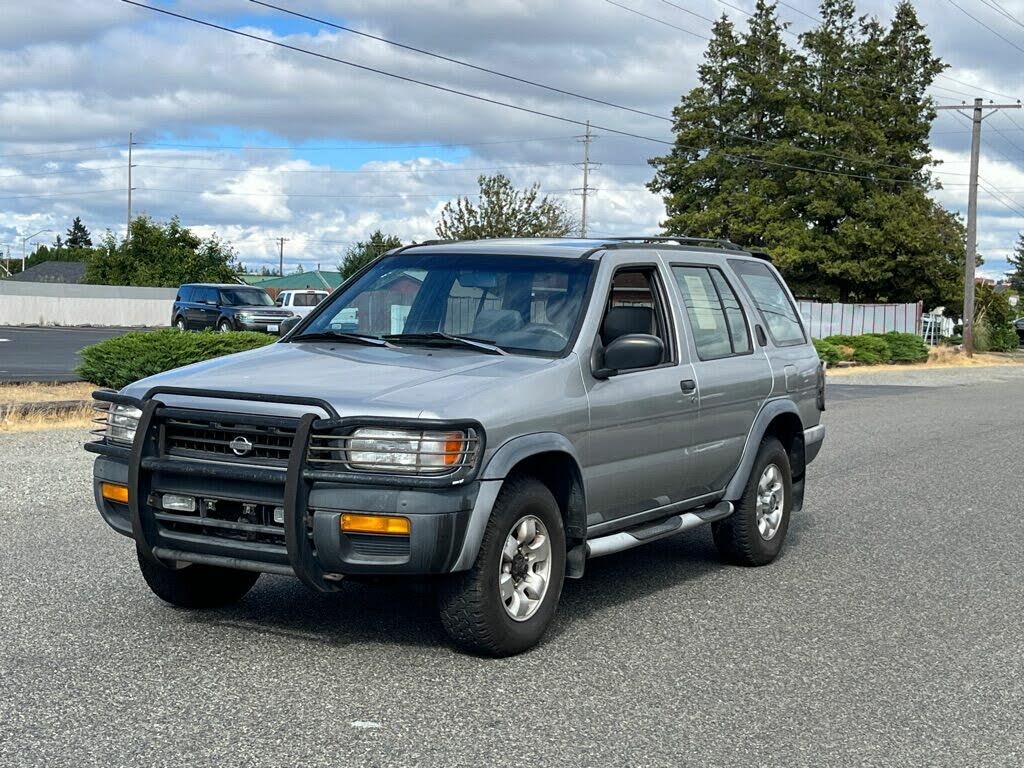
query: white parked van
275 289 330 318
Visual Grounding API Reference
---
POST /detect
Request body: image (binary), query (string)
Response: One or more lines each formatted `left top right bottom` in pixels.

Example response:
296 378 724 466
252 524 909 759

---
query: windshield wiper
383 332 507 356
292 330 392 347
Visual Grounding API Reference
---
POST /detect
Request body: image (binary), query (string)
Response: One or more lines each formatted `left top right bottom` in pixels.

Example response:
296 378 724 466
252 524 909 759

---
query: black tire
174 316 187 331
712 437 792 566
439 476 565 657
217 318 233 333
137 547 259 608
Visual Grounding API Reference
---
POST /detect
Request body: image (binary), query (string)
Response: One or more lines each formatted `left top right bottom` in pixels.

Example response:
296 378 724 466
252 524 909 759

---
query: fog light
161 494 196 513
101 482 129 504
273 506 285 524
341 513 410 535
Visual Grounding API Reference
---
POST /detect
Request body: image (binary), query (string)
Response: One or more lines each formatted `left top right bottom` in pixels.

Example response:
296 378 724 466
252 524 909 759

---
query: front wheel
174 316 187 331
217 319 233 333
137 548 259 608
438 476 565 656
712 437 793 566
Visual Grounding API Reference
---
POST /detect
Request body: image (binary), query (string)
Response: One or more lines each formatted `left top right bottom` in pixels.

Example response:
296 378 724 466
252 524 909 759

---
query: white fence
0 281 176 327
798 300 923 339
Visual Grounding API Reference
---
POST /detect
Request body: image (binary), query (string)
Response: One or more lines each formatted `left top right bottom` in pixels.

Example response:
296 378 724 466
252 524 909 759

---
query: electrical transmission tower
573 121 600 237
935 98 1021 355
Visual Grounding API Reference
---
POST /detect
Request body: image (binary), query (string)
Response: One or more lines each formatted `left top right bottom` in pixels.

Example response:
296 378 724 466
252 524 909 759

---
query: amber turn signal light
100 482 129 504
340 513 410 536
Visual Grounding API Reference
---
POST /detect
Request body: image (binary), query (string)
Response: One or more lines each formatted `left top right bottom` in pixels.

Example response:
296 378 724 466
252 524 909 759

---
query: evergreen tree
66 216 92 248
338 230 403 278
1007 233 1024 294
650 0 964 307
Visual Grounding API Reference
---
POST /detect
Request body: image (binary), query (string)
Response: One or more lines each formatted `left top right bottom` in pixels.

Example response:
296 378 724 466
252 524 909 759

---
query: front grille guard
86 387 486 592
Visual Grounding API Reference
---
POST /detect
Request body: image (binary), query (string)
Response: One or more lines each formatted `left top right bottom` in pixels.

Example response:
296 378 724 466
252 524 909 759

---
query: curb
0 399 92 418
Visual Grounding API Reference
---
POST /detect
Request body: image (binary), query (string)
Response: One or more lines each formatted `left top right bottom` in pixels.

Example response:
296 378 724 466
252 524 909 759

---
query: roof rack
600 236 746 252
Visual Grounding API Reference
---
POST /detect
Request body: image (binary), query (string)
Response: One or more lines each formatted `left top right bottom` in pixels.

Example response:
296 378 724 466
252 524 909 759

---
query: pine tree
66 216 92 248
1008 233 1024 294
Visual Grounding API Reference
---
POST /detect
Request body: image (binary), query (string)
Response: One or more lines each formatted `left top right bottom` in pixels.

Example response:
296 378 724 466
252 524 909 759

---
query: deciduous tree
436 174 576 240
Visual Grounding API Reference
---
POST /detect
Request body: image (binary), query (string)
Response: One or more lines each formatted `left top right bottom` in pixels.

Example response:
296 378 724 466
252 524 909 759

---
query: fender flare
450 433 586 572
723 398 803 501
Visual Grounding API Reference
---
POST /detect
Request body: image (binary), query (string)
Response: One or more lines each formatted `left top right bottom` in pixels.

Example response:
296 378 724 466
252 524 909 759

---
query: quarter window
728 260 805 346
672 266 752 359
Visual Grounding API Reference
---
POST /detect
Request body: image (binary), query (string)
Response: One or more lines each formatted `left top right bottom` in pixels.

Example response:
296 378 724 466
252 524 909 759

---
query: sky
2 0 1023 282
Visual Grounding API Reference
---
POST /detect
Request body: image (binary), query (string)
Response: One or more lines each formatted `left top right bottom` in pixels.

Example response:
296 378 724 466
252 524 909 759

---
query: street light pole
21 229 53 272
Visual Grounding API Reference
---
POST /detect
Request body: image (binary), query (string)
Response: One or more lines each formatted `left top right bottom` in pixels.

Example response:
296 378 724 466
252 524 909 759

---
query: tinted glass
196 287 217 303
292 293 324 307
729 260 805 345
302 253 595 355
219 288 275 307
673 266 751 359
178 286 194 302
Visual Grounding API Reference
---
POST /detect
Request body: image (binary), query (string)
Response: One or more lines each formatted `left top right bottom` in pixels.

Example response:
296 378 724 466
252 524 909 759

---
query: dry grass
828 346 1024 376
0 404 94 433
0 381 96 404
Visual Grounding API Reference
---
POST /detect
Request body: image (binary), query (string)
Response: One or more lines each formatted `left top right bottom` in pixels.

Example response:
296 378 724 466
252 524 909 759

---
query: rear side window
672 266 751 359
292 293 323 307
728 260 805 346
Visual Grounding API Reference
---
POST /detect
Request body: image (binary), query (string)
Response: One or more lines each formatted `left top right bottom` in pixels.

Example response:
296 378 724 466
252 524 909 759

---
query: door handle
680 379 697 393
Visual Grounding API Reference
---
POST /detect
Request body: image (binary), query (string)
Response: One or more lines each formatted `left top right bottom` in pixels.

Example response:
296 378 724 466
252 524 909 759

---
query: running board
585 501 734 559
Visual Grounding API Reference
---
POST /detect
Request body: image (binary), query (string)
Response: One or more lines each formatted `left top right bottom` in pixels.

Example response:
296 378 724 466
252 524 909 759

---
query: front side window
728 260 805 346
219 288 275 307
298 253 594 356
672 266 751 359
598 266 673 367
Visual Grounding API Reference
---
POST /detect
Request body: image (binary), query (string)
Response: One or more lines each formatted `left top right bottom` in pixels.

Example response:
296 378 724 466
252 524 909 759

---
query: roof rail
600 236 746 252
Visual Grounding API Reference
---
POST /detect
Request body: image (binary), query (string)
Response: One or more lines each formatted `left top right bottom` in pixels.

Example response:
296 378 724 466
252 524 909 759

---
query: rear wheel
439 476 565 656
712 437 792 566
137 548 259 608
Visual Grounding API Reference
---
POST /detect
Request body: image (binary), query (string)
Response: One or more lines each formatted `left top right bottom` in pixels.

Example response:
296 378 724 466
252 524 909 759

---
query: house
7 260 87 284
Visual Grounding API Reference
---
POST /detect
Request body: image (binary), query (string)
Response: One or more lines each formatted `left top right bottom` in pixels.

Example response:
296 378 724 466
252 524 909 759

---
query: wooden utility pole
935 99 1021 355
126 132 135 242
275 237 290 276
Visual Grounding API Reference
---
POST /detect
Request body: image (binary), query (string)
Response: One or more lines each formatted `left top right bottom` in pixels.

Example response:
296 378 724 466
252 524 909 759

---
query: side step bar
586 501 734 559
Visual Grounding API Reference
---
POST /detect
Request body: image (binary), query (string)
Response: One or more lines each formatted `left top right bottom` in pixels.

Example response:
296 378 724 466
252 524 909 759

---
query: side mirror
592 334 664 379
278 316 301 337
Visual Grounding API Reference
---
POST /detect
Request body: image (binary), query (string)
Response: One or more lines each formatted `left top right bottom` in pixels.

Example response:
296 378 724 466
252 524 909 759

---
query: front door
581 262 699 530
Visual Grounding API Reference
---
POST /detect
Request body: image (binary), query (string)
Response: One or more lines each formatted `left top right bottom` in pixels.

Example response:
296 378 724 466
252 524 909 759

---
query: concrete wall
0 281 176 327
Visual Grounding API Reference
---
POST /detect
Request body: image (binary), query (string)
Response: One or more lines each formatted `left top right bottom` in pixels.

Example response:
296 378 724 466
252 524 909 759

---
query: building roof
243 270 343 291
8 260 87 284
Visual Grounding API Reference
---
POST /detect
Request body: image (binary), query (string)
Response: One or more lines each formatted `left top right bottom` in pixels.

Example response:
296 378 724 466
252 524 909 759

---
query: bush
877 332 929 363
77 329 275 390
813 338 842 364
823 334 892 364
984 322 1020 352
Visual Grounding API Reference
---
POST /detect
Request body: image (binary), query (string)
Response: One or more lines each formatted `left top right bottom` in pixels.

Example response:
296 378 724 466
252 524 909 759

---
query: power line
0 164 124 179
132 161 583 175
0 188 123 200
601 0 710 40
934 74 1019 102
941 0 1024 56
975 0 1024 31
252 0 668 123
0 143 121 160
133 136 579 151
118 0 942 186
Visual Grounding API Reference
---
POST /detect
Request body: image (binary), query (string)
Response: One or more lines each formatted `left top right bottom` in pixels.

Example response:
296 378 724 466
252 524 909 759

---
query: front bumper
88 389 487 591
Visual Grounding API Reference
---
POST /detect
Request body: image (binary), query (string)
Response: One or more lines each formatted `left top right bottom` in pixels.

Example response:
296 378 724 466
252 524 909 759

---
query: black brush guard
87 387 484 593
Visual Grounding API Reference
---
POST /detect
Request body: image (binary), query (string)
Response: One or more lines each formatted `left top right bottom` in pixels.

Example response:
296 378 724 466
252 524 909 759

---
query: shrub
823 334 892 364
77 329 275 390
984 322 1020 352
877 332 929 363
812 338 842 364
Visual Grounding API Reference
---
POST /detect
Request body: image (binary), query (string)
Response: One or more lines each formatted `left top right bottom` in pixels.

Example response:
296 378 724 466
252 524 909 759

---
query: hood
122 340 559 418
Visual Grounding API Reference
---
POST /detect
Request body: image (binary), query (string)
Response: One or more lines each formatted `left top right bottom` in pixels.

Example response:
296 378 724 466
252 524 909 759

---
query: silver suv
88 237 826 656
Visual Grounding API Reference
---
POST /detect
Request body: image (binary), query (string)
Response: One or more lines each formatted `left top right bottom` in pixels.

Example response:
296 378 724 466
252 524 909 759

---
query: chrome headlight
343 428 476 474
237 312 253 321
104 403 142 444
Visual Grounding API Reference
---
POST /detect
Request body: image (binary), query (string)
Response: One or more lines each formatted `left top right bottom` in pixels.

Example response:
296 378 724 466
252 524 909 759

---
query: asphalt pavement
1 366 1022 766
0 326 149 383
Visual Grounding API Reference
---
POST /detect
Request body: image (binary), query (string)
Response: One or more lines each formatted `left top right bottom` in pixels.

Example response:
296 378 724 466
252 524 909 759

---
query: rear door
193 287 219 329
669 263 773 496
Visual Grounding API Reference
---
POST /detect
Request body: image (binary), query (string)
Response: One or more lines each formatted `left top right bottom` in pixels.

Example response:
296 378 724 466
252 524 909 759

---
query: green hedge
77 329 275 390
813 332 929 365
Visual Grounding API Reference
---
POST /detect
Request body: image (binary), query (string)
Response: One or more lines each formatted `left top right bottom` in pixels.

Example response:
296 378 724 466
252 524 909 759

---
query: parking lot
0 327 145 383
1 366 1022 767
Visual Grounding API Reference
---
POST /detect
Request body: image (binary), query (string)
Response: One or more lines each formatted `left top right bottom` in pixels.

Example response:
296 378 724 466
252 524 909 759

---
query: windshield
297 253 595 355
219 288 274 307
